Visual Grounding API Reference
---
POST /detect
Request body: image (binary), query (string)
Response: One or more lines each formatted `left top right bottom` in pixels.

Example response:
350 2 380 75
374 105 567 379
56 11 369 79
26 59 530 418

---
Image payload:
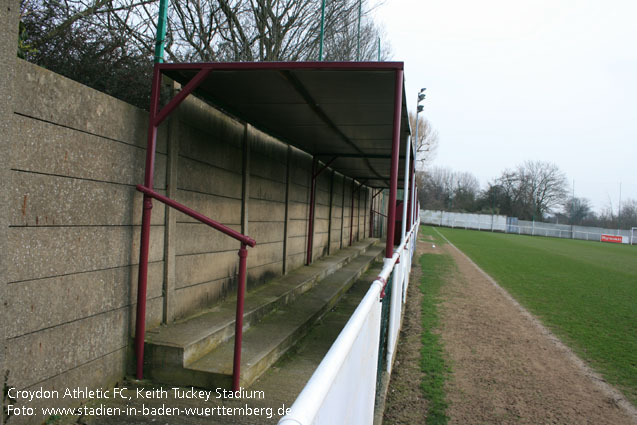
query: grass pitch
435 227 637 405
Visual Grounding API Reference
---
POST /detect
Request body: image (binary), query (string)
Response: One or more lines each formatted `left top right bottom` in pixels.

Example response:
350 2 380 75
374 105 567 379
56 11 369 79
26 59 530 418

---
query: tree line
18 0 390 108
417 160 637 229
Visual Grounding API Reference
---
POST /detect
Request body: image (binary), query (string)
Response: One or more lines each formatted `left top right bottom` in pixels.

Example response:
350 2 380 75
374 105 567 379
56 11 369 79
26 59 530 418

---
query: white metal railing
421 211 633 245
278 219 419 425
445 220 630 243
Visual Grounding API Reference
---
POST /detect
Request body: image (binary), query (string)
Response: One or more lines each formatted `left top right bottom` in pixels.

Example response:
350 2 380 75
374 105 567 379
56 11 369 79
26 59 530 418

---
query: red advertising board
601 234 622 243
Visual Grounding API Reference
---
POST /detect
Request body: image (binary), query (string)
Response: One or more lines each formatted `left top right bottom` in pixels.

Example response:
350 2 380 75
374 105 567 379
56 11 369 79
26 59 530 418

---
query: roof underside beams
161 62 412 188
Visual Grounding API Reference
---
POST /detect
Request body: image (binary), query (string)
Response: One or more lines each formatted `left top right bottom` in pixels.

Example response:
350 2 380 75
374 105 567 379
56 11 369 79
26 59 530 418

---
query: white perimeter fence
421 210 635 244
278 219 419 425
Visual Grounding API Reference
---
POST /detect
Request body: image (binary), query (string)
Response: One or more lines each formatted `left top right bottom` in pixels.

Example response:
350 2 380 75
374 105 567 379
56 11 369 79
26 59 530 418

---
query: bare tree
83 0 390 62
409 112 438 169
19 0 156 108
20 0 391 106
598 198 637 229
563 197 594 225
417 167 480 212
493 161 567 220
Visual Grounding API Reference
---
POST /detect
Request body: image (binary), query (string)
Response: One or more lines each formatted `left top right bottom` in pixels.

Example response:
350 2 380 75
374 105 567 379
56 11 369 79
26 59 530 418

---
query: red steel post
407 160 414 226
135 66 162 380
385 69 403 258
232 243 249 391
412 164 417 226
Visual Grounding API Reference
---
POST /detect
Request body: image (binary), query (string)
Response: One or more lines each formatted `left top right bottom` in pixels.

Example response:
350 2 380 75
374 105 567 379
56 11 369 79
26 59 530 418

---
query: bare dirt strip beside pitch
436 231 636 425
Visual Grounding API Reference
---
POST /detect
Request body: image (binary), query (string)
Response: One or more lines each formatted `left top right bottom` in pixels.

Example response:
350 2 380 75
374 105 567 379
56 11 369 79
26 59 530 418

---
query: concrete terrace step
185 246 384 389
144 238 381 386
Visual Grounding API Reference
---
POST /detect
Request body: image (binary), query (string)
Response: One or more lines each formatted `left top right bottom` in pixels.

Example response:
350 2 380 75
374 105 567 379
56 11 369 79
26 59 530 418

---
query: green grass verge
436 227 637 405
419 228 452 425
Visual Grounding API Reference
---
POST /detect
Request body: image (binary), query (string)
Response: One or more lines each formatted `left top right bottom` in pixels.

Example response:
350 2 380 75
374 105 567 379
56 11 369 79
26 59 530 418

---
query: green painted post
319 0 326 61
357 0 362 61
154 0 168 63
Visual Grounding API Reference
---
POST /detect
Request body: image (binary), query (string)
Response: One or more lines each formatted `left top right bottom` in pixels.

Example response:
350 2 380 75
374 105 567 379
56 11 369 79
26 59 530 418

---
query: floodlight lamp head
418 93 426 102
420 88 426 93
417 105 424 113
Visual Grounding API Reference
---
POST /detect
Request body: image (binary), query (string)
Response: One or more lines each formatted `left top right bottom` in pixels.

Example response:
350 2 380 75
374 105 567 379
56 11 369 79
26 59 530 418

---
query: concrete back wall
3 57 387 423
4 59 167 422
1 2 19 424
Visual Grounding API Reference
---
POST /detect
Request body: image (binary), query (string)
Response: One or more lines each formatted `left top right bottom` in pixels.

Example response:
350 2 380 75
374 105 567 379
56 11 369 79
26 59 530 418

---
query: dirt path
381 239 431 424
437 233 636 425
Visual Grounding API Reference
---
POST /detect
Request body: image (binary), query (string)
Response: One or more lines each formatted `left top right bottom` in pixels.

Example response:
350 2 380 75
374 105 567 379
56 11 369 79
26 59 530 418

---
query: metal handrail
136 185 255 247
135 185 256 391
278 218 419 425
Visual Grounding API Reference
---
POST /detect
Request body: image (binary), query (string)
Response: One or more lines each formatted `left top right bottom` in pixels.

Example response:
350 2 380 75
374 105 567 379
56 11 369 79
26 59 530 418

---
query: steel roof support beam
400 135 412 244
135 65 212 380
386 70 403 258
314 153 407 159
154 68 211 126
279 71 385 182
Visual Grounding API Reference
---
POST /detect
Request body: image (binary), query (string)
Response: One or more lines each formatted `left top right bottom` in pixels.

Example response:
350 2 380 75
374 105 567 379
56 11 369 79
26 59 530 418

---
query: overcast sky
371 0 637 213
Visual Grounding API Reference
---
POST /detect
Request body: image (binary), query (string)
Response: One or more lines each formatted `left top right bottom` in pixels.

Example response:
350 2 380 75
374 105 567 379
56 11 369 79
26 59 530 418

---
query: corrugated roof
160 62 411 188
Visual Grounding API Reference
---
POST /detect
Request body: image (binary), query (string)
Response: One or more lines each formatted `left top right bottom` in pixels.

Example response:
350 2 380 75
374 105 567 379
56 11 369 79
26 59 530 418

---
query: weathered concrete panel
289 182 310 203
250 150 287 183
315 204 330 220
11 114 167 188
330 233 342 252
288 219 308 237
1 5 18 424
174 222 242 256
7 348 126 425
14 60 163 152
128 296 168 335
5 262 163 338
286 252 305 271
251 129 288 161
315 189 330 206
250 175 287 203
249 221 285 244
10 172 165 226
249 198 285 222
314 218 330 233
289 202 308 220
290 163 311 184
7 226 164 282
178 157 242 199
313 234 329 260
176 95 244 150
174 190 242 225
313 232 328 245
287 235 307 256
178 123 243 172
6 307 128 389
247 261 282 288
174 278 233 320
175 251 239 289
249 241 284 267
332 204 343 217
